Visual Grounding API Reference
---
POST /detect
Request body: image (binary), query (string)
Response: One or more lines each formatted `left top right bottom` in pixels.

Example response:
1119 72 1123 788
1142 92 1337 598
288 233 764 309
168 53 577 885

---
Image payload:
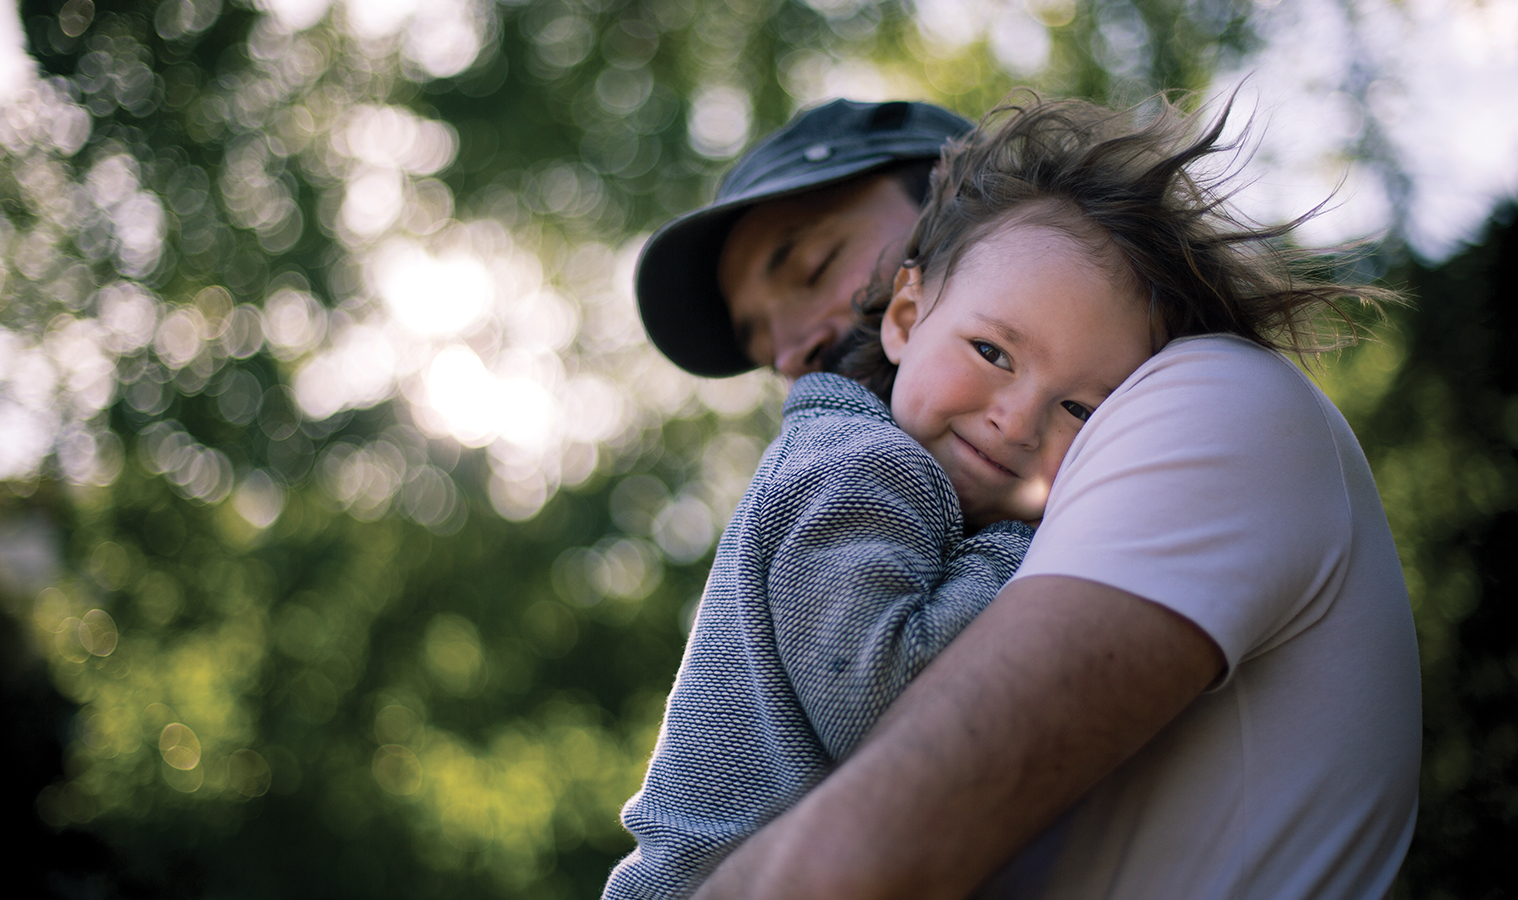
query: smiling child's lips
955 433 1016 477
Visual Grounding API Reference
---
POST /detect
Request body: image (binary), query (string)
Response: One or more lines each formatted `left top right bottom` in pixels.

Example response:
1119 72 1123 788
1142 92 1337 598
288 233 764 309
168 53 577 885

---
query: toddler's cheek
888 394 934 447
1012 479 1052 523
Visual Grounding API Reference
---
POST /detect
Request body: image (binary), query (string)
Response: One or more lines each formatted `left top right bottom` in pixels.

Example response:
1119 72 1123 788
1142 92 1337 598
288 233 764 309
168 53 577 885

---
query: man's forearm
692 575 1224 900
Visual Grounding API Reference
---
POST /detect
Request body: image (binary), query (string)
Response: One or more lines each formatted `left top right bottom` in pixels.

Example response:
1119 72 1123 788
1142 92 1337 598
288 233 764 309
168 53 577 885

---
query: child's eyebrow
972 314 1027 347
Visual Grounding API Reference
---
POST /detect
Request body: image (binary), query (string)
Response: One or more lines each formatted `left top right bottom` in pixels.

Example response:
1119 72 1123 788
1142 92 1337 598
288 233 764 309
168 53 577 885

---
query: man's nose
773 321 839 380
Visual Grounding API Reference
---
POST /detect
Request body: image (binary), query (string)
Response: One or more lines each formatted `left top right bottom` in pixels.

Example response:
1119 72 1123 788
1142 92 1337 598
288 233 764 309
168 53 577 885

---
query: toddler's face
882 223 1154 527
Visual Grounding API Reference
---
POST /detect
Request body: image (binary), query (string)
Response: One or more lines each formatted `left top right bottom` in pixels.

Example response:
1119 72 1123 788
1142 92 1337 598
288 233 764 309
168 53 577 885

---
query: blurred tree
1 0 1512 898
1320 206 1518 900
1 1 794 895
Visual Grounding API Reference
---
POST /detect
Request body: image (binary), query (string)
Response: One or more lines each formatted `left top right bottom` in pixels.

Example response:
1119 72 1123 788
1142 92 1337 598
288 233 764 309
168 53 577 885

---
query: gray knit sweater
604 373 1034 899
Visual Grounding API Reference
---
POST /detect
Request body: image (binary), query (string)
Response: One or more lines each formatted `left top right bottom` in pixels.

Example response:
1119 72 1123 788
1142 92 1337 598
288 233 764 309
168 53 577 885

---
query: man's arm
692 574 1224 900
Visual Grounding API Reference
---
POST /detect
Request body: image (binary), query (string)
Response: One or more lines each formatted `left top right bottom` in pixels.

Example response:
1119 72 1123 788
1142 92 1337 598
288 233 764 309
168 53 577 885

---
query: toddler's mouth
957 433 1016 477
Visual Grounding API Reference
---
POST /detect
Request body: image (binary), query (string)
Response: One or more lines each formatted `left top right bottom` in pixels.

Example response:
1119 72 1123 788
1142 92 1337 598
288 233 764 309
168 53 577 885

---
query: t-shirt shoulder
1014 335 1356 680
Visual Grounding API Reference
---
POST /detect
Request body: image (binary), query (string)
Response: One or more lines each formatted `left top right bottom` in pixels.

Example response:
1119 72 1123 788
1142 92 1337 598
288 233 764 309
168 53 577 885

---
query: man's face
716 174 922 380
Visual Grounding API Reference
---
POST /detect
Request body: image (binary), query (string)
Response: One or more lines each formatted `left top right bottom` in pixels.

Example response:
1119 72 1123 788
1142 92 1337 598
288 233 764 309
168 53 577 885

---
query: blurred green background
0 0 1513 897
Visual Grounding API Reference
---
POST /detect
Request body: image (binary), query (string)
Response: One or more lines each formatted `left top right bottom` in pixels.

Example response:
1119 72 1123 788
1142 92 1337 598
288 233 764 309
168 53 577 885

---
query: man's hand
691 575 1224 900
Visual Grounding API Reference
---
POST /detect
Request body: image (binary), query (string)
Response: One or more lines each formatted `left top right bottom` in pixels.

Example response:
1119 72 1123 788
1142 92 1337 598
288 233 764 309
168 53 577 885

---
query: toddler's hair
835 92 1398 400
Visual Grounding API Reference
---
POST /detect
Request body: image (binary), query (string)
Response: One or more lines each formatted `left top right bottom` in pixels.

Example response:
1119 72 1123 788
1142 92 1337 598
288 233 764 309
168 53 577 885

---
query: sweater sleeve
765 439 1033 761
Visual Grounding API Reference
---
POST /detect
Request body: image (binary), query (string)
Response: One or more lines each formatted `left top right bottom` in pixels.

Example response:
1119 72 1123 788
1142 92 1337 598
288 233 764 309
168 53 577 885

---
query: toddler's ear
881 266 923 365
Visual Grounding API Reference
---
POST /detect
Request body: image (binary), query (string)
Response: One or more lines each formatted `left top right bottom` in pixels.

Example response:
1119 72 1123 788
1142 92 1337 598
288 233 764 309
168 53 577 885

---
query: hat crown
717 100 969 203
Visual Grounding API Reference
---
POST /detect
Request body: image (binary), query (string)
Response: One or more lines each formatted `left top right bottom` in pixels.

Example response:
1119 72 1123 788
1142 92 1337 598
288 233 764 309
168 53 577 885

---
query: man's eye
1061 400 1092 423
807 244 841 287
972 341 1011 370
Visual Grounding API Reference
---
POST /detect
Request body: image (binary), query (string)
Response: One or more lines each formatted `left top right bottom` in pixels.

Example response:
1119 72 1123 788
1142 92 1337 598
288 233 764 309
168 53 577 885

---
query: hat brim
636 153 927 379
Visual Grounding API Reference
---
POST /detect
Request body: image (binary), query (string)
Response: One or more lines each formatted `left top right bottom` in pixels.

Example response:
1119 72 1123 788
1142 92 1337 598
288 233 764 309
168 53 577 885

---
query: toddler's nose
988 395 1042 450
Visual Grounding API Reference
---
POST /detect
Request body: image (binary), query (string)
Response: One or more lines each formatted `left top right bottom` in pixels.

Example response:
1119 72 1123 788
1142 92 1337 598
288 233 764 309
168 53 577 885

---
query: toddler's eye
972 340 1011 370
1061 400 1092 422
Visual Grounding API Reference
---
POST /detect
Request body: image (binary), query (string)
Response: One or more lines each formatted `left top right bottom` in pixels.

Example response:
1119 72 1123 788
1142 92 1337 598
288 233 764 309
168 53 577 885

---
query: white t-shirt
995 335 1421 900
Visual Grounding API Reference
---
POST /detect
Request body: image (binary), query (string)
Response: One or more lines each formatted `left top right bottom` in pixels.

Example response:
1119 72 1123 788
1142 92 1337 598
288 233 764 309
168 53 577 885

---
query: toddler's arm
765 446 1032 761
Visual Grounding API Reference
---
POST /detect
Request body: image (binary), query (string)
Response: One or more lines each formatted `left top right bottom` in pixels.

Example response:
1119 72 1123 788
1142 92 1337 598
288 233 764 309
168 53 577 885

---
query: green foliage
11 405 784 896
1317 208 1518 900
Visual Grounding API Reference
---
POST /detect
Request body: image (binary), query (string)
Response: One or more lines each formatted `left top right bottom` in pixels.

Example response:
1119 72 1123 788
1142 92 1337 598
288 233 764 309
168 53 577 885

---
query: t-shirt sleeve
1013 338 1354 681
766 431 1033 761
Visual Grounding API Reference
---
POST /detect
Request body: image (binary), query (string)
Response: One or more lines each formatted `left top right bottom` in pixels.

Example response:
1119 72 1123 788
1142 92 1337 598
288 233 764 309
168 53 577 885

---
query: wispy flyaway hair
836 92 1399 400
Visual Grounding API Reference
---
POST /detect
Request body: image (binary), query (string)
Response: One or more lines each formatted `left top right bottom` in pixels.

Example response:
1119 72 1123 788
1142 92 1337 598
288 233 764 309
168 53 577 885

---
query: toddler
605 93 1385 899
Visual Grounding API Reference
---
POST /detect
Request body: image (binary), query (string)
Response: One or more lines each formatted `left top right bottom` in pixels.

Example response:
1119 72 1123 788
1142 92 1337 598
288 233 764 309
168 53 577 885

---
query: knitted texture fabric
604 373 1034 899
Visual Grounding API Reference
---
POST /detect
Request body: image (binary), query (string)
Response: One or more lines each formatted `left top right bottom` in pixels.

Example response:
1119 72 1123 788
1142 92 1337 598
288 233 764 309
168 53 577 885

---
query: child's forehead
942 220 1123 287
936 213 1144 304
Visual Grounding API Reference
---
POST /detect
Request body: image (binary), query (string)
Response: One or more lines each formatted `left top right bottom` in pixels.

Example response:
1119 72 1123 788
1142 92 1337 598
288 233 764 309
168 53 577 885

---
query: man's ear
881 266 923 365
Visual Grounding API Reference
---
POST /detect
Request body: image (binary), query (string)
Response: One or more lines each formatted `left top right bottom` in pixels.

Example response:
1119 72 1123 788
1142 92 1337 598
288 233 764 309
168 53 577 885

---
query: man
634 99 1421 899
637 99 971 380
